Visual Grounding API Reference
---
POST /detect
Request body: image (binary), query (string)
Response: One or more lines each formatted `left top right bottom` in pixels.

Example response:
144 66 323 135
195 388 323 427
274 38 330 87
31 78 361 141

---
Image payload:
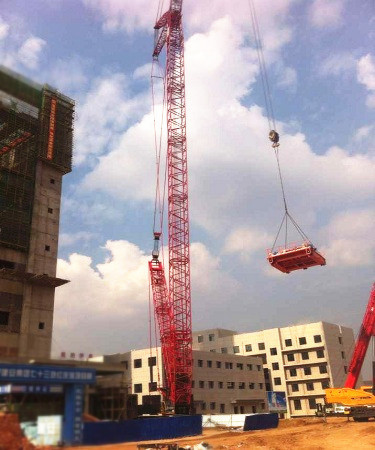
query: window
266 383 271 391
252 405 256 414
321 380 330 389
258 342 265 350
274 377 281 386
247 364 253 371
149 382 157 392
264 368 270 380
191 380 195 388
201 402 206 411
218 381 223 389
233 406 238 414
0 311 9 326
257 365 261 371
38 322 45 330
207 360 212 368
48 207 53 214
199 381 204 388
208 381 214 389
237 363 243 370
239 382 245 390
294 399 302 410
221 347 228 354
210 402 216 410
292 383 299 392
210 349 216 353
50 178 55 184
314 335 322 343
308 398 317 409
317 350 325 358
134 359 142 368
209 333 215 341
285 339 292 347
319 365 327 374
245 344 252 352
225 362 233 369
0 260 15 270
287 353 295 362
301 351 309 360
45 245 50 251
227 382 235 389
240 406 245 414
120 360 128 370
290 368 297 377
338 336 342 345
216 361 222 369
344 366 348 374
270 347 277 356
304 367 312 376
198 359 203 367
134 383 142 393
259 383 263 389
306 382 314 391
261 403 265 410
249 382 255 389
272 362 279 370
148 356 156 366
220 404 225 413
233 345 240 354
341 351 345 359
299 337 307 345
197 335 203 343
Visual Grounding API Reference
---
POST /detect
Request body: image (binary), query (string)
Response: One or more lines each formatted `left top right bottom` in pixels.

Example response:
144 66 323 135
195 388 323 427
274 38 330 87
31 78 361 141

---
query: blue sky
1 0 374 376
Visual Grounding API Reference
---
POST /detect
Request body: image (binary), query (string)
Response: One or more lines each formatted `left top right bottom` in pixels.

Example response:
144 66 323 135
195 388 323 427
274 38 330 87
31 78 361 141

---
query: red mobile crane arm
345 283 375 388
149 0 192 414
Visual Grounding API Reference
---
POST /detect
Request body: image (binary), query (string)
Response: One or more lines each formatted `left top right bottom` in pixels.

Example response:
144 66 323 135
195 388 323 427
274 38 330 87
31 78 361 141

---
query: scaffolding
0 66 74 252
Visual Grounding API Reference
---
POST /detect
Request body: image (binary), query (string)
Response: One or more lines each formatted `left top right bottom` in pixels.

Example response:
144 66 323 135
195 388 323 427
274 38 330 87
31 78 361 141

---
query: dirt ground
67 417 375 450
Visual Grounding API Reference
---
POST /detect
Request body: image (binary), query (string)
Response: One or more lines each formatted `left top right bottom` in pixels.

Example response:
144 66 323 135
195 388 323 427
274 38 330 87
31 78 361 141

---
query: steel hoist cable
248 0 312 251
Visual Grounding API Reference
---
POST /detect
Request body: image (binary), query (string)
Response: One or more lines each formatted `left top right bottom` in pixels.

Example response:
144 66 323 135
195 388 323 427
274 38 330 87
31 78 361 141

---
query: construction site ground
67 417 375 450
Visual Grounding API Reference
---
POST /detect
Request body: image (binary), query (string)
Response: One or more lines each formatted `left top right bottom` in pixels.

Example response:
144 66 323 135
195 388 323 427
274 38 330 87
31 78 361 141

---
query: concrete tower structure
0 66 73 359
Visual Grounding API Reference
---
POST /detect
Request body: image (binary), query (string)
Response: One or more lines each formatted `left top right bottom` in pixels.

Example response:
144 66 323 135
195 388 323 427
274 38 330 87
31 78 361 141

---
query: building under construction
0 65 73 359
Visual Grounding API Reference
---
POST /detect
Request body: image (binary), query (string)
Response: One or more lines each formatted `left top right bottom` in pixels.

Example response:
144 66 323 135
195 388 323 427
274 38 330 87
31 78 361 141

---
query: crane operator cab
152 232 161 261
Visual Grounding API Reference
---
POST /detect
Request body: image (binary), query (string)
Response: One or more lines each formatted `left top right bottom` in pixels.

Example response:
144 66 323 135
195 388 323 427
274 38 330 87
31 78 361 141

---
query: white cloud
43 56 89 93
309 0 345 29
224 227 273 261
17 36 46 69
80 17 375 251
0 17 9 40
74 73 149 165
320 209 375 267
353 125 374 142
357 54 375 108
318 52 356 77
54 240 240 353
59 231 97 248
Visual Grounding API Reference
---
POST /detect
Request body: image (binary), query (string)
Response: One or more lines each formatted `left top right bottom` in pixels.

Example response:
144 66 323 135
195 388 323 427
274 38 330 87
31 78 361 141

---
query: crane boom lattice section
345 283 375 389
150 0 192 414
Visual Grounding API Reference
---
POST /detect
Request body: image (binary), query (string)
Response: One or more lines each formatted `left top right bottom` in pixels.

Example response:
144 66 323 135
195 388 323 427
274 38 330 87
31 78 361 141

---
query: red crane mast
149 0 192 414
345 283 375 389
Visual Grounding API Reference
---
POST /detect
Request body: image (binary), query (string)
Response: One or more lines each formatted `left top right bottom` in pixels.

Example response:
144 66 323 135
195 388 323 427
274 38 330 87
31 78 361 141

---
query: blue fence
243 413 279 431
83 415 202 445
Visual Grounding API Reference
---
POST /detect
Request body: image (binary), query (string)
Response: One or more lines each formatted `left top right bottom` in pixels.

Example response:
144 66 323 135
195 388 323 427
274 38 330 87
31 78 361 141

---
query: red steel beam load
0 130 32 156
267 242 326 274
345 283 375 389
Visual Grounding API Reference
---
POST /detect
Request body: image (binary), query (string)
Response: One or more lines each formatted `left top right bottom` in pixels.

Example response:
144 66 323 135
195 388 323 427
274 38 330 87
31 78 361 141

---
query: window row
134 382 158 393
132 356 157 369
288 364 328 377
193 380 264 390
198 403 265 414
196 360 262 371
284 335 322 347
285 349 325 362
290 380 330 392
293 397 321 411
197 333 216 343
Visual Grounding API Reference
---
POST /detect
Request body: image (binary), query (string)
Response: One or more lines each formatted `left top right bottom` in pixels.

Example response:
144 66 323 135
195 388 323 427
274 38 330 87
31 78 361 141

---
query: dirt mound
0 413 51 450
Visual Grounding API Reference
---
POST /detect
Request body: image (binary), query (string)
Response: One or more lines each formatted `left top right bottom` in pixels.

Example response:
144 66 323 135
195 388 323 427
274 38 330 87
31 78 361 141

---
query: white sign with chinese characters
37 415 62 445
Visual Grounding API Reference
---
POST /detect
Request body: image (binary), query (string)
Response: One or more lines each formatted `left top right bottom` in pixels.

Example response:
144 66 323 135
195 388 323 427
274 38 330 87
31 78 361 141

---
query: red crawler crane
345 283 375 389
149 0 192 415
